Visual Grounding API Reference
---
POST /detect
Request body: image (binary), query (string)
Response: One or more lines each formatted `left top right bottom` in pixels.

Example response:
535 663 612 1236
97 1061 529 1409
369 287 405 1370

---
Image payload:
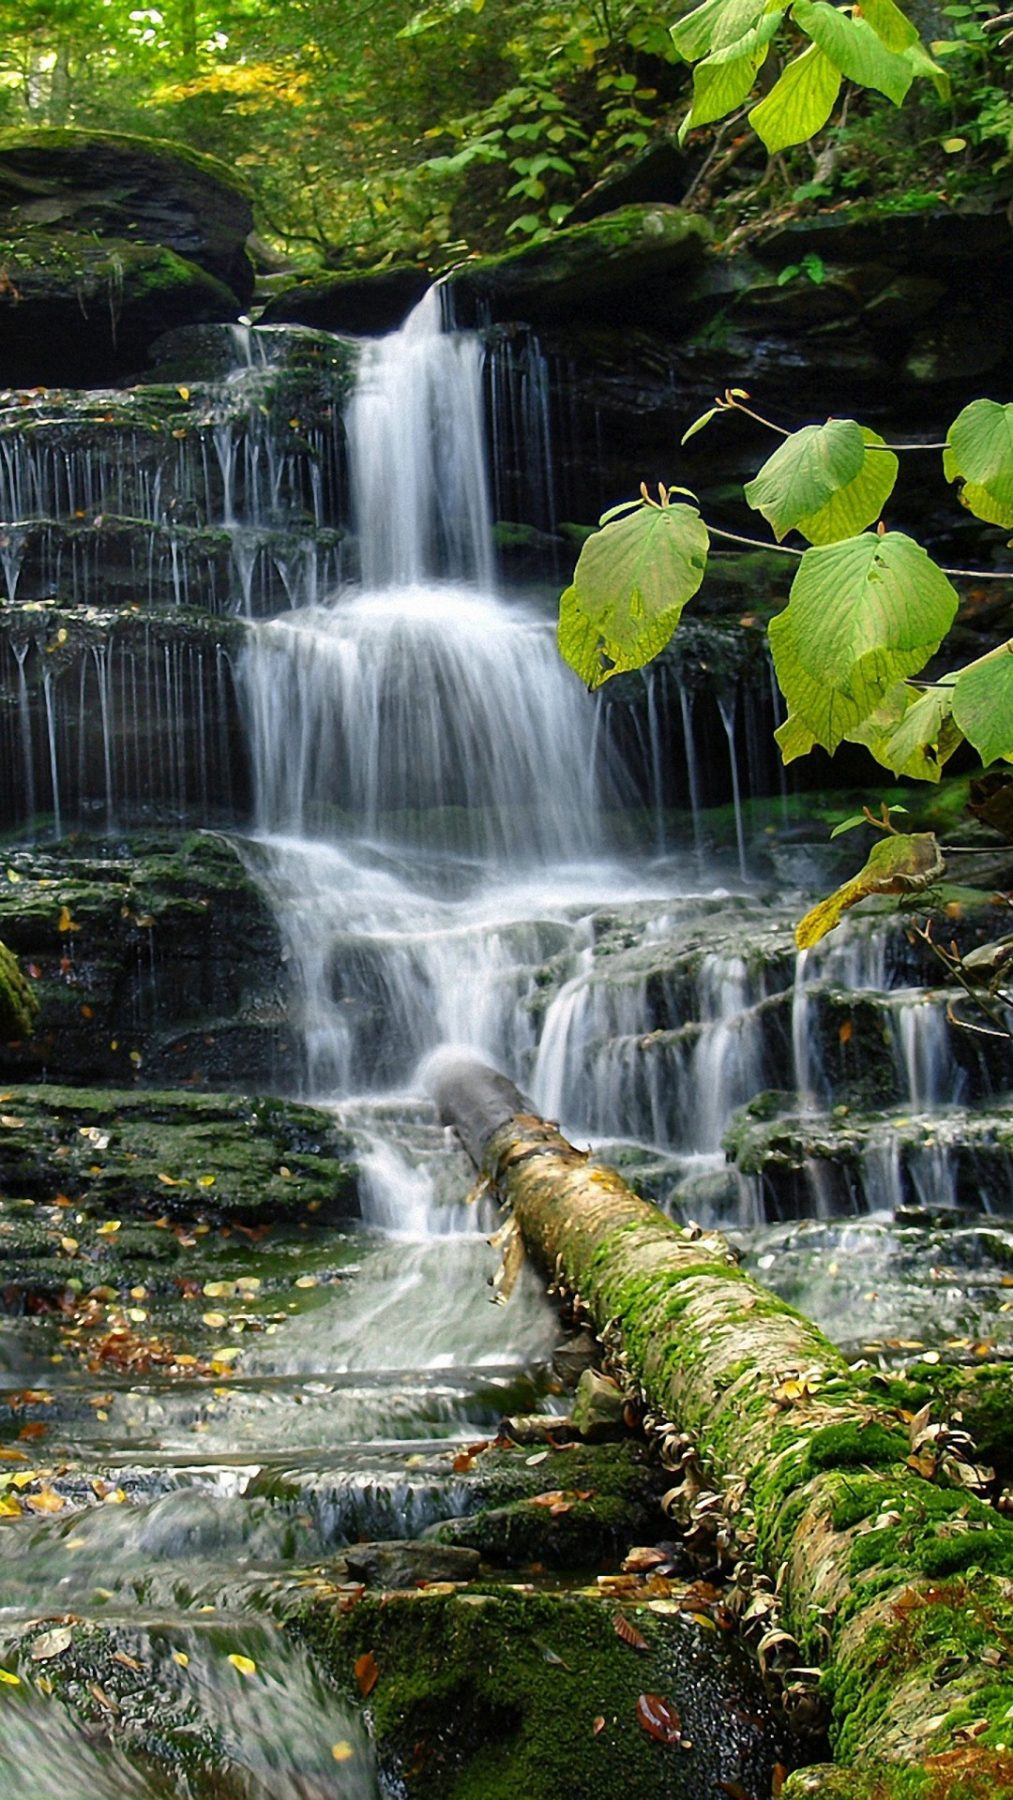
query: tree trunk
433 1056 1013 1799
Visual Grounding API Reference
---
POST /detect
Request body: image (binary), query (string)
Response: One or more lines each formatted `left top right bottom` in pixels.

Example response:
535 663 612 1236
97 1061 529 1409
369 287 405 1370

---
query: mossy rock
0 231 242 387
0 126 253 299
0 1084 358 1224
447 204 712 326
292 1585 795 1800
258 262 431 334
0 832 293 1090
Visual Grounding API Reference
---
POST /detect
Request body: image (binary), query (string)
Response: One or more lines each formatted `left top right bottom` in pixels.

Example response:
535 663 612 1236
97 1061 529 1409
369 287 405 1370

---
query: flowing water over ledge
0 290 1010 1795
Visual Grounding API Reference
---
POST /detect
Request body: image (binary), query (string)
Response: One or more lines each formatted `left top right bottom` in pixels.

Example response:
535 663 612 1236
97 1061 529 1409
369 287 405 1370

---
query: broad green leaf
768 532 959 751
945 400 1013 522
952 644 1013 765
670 0 767 62
686 16 783 127
749 45 842 153
859 0 919 53
874 682 962 780
792 0 914 103
744 418 865 540
558 502 709 689
774 712 816 762
830 805 907 838
794 428 899 544
904 38 950 99
796 831 945 948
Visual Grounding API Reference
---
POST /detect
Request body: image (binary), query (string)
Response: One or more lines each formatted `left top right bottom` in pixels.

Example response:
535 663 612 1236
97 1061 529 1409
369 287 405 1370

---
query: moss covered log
433 1058 1013 1800
0 939 37 1040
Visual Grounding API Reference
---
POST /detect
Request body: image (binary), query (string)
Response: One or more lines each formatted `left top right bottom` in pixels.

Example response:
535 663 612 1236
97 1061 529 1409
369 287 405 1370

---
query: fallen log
432 1055 1013 1800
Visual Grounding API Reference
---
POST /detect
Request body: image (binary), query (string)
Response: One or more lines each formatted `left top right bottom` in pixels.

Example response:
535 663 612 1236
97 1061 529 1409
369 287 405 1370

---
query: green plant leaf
749 43 841 150
558 502 709 689
794 428 899 544
792 0 914 102
945 400 1013 524
681 406 723 445
796 831 945 948
670 0 768 62
685 14 783 127
859 0 919 53
904 37 950 99
744 418 866 540
829 803 909 838
873 681 962 780
774 712 817 762
952 644 1013 764
768 531 959 751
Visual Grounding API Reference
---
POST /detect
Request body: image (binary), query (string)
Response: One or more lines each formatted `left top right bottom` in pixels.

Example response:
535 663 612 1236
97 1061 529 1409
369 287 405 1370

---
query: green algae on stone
0 1085 358 1223
293 1585 793 1800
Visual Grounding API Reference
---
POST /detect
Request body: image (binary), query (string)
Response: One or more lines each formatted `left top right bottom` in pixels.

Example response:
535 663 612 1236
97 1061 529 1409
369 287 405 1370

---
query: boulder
0 230 242 387
258 262 431 335
446 204 712 326
0 127 254 300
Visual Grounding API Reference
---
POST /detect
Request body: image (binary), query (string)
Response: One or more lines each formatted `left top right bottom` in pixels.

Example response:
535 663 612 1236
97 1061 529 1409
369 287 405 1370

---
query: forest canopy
0 0 1009 268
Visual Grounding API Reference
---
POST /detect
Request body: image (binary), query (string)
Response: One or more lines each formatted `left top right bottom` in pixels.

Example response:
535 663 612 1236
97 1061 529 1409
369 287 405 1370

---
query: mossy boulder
0 1084 358 1224
293 1585 795 1800
0 230 242 387
446 204 712 326
0 127 253 300
0 833 293 1089
258 262 431 334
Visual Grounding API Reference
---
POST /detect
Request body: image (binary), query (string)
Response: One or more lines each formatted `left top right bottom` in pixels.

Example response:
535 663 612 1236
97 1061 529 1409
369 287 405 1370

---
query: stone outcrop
0 128 255 385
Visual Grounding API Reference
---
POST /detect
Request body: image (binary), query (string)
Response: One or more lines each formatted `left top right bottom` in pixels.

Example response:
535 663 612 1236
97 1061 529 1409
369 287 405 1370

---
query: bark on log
433 1056 1013 1800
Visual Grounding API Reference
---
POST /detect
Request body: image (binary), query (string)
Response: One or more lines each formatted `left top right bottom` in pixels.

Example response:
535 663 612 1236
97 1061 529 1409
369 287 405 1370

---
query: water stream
1 289 1010 1794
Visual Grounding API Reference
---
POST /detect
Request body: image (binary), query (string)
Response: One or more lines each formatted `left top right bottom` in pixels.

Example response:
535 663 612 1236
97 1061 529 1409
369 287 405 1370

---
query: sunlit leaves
744 419 866 539
768 532 959 752
852 681 961 781
952 644 1013 765
683 14 783 132
859 0 919 52
792 0 914 103
670 0 769 62
795 831 945 948
558 499 709 688
227 1653 258 1677
749 45 841 152
944 400 1013 528
795 430 899 544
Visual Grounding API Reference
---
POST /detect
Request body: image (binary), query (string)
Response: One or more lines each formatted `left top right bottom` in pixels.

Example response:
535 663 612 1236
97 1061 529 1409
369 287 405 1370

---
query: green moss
0 940 37 1038
293 1586 785 1800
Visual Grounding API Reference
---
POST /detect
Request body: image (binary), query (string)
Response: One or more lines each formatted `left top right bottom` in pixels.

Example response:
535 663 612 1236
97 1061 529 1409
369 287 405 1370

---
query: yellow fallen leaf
25 1487 66 1514
172 1651 189 1668
332 1743 355 1763
202 1312 228 1329
228 1653 257 1677
0 1496 23 1516
60 1237 79 1255
177 385 190 400
0 1669 20 1685
96 1221 121 1236
203 1281 236 1299
0 1115 25 1129
294 1275 318 1289
197 1174 216 1188
157 1173 182 1186
5 868 21 883
128 1307 148 1322
57 905 80 933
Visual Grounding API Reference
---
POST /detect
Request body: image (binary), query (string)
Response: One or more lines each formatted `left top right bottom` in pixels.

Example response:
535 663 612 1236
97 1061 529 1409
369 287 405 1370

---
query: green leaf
904 37 950 99
768 532 959 751
749 45 842 152
744 418 866 540
952 644 1013 764
945 399 1013 525
685 14 783 126
859 0 919 53
774 712 816 762
670 0 767 62
794 429 898 544
792 0 914 102
871 682 962 780
829 804 908 837
796 831 945 948
558 503 709 689
681 406 722 445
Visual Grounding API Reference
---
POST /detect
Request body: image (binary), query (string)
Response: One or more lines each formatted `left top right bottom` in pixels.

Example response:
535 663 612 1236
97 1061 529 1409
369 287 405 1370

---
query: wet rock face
0 833 294 1089
0 128 255 386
